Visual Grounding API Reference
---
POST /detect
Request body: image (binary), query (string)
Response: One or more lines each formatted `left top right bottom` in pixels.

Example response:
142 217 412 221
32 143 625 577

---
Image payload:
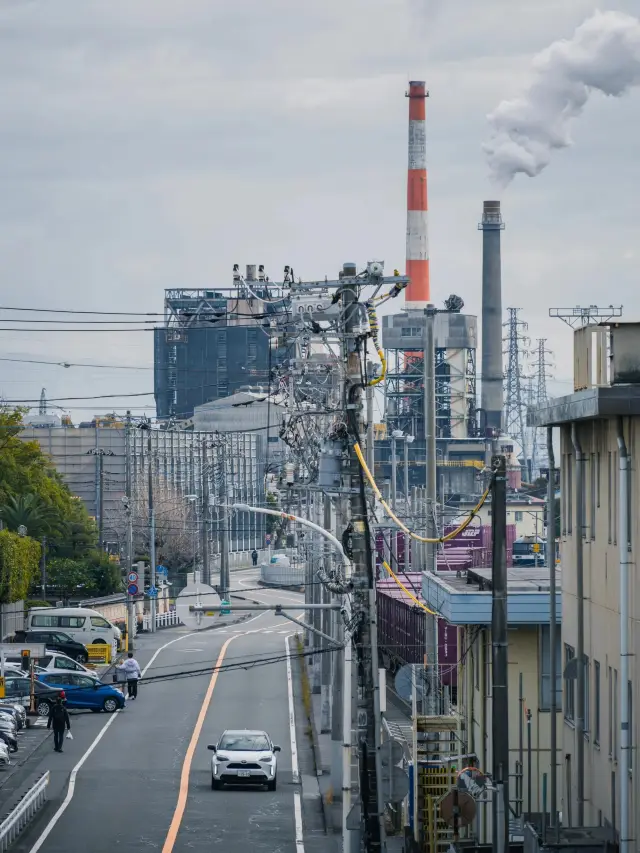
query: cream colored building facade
535 322 640 846
455 496 545 539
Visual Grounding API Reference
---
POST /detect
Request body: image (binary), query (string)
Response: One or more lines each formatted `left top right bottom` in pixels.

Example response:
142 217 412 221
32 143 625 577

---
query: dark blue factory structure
154 284 286 421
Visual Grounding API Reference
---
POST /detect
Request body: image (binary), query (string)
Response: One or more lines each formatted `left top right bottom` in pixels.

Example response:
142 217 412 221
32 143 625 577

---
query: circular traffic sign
127 583 139 596
127 572 139 583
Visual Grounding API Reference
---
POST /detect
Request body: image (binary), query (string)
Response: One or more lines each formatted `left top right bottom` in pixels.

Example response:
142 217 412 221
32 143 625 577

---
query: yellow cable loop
365 302 386 387
354 441 492 544
381 560 438 616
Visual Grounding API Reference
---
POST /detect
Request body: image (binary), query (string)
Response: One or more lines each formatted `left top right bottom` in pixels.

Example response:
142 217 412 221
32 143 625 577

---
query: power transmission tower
503 307 530 476
530 339 553 478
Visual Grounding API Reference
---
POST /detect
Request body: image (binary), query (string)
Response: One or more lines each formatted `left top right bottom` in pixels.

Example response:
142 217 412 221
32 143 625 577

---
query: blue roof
421 567 562 626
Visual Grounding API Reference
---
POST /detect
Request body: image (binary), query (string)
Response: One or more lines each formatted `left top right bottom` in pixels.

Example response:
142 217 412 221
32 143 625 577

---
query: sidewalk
306 658 409 853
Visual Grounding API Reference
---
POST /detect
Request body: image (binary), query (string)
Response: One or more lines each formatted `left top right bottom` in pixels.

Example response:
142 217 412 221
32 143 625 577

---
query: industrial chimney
405 81 430 307
478 200 505 434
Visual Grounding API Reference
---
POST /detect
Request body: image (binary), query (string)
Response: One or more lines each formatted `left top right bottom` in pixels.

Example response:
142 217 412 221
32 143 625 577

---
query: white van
26 607 121 647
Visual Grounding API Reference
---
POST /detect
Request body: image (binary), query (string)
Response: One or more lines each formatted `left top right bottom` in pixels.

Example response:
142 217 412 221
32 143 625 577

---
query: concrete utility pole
147 428 157 634
87 447 115 552
201 438 210 587
125 412 135 649
219 440 230 599
341 263 385 853
491 454 509 853
423 305 437 573
321 492 332 733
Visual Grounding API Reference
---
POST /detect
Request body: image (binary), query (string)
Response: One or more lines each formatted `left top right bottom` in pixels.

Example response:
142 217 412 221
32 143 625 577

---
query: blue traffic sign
127 572 139 584
156 565 168 575
127 583 139 596
148 586 158 598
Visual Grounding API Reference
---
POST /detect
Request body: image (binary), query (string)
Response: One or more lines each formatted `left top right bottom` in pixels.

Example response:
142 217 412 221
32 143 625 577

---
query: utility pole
87 447 115 553
40 536 47 600
491 454 509 853
503 307 530 474
423 306 439 717
219 439 230 599
341 262 385 853
147 428 157 634
201 437 210 587
125 412 135 650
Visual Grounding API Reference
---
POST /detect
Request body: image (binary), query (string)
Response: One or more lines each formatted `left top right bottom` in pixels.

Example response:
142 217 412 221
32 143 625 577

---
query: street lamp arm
232 502 350 574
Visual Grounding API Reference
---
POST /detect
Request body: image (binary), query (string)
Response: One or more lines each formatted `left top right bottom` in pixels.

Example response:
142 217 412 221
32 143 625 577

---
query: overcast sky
0 0 638 423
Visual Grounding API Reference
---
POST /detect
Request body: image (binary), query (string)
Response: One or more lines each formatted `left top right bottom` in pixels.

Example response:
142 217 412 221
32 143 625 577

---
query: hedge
0 530 41 603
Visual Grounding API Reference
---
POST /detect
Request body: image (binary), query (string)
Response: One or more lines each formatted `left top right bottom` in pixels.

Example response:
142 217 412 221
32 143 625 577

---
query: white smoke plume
483 10 640 187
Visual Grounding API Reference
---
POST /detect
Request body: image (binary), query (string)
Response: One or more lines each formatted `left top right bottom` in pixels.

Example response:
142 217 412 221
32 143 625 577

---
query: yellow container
87 644 112 664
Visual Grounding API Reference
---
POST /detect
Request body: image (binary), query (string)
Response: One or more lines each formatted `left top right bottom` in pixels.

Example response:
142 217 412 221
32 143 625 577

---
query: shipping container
376 575 458 687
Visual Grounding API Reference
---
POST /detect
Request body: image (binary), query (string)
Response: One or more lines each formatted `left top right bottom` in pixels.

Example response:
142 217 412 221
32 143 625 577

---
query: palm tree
0 494 61 540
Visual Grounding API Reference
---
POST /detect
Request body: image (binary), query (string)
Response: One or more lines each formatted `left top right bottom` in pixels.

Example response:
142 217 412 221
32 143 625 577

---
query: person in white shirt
117 652 142 699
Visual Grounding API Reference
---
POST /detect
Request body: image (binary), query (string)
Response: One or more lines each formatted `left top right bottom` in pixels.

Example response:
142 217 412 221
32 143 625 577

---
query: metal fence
0 771 50 850
143 610 182 631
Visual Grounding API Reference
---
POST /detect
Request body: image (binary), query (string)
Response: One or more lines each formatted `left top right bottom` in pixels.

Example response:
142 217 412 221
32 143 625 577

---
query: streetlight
232 500 352 849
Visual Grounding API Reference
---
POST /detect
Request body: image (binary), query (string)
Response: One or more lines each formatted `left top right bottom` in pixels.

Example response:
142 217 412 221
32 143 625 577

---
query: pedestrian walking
117 652 142 699
251 548 258 567
47 696 71 753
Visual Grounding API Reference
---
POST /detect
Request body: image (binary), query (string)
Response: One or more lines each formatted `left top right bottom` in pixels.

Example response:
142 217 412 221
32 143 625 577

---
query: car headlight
259 755 273 763
216 754 229 762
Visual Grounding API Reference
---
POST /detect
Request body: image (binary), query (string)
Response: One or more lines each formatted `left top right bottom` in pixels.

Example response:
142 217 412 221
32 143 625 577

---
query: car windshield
218 733 270 751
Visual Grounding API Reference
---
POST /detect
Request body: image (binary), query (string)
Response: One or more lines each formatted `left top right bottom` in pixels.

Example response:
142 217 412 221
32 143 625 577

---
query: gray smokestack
478 200 505 434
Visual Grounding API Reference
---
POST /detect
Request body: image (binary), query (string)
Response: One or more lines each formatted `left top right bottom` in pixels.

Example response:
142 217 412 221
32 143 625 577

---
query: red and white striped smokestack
405 81 430 307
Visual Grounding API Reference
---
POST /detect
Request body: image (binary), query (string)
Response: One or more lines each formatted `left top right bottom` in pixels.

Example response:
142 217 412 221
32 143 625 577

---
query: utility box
317 440 343 488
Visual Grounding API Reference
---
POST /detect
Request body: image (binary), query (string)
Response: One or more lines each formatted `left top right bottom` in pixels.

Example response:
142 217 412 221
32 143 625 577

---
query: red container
376 574 458 687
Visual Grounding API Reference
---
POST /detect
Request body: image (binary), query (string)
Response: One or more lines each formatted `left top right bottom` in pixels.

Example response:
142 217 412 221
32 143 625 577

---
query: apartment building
534 322 640 846
422 566 562 843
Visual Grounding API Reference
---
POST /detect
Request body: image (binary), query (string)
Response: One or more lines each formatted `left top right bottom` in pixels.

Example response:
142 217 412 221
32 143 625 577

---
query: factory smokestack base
479 200 505 434
405 81 430 307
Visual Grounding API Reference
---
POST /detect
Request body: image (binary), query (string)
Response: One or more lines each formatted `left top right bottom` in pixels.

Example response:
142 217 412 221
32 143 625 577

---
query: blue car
37 673 125 713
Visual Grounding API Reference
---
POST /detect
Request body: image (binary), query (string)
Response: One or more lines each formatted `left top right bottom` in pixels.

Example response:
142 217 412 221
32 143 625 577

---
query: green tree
84 551 122 596
0 530 41 602
0 494 64 541
46 558 92 600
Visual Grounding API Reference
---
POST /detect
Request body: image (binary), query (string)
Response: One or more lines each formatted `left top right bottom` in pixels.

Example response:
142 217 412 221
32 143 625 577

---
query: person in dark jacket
47 696 71 753
251 549 258 566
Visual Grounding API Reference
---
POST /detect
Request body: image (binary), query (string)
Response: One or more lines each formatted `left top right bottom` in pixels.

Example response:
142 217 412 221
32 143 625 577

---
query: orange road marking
162 636 234 852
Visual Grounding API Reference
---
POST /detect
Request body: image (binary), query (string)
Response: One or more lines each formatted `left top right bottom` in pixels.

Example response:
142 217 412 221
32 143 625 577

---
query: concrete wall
559 418 640 835
460 624 561 842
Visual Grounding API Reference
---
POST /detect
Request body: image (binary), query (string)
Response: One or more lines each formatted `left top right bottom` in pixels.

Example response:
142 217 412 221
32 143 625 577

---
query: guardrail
0 771 49 850
87 644 112 664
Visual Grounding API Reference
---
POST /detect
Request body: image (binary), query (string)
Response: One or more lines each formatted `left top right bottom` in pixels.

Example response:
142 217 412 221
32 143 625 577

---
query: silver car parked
208 729 281 790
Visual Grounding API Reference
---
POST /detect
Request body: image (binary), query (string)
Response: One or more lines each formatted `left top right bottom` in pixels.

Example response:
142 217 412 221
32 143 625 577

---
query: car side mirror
273 745 282 753
93 683 100 688
207 745 217 752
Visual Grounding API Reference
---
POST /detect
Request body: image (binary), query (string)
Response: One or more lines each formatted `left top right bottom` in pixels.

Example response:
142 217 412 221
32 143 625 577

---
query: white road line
27 614 269 853
284 634 299 785
293 790 305 853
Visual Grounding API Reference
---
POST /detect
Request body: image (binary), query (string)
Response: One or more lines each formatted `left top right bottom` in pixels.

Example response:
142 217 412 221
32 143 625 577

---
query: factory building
154 267 289 421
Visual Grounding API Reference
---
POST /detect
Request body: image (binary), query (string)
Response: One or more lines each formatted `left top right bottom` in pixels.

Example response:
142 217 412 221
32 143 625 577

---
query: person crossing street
47 696 71 753
117 652 142 699
251 548 258 567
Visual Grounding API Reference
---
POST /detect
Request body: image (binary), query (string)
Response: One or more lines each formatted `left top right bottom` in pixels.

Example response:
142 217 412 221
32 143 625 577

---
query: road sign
156 565 168 576
148 586 158 598
0 677 5 699
127 572 139 583
0 643 46 658
265 534 271 544
127 583 139 596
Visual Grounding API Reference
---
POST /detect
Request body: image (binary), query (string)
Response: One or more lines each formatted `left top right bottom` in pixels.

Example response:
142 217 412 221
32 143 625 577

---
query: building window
539 625 561 710
564 644 576 722
584 656 590 736
515 511 523 522
594 661 601 746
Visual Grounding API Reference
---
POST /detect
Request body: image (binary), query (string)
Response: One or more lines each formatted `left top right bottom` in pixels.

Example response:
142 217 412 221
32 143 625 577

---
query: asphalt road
13 570 315 853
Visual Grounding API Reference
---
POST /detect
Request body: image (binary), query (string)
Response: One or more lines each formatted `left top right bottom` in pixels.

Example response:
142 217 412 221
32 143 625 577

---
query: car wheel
36 700 51 717
102 697 119 713
211 777 221 791
76 653 88 664
267 776 277 791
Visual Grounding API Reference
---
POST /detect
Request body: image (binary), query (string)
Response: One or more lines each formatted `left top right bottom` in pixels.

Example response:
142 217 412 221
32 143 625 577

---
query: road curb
295 636 328 833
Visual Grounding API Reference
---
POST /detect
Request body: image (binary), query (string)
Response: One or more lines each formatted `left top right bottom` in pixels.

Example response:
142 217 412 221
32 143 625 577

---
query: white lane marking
294 790 305 853
284 633 299 785
27 615 268 853
263 630 273 634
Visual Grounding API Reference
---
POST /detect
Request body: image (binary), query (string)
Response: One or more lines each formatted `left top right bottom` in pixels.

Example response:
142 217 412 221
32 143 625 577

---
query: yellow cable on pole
381 560 438 616
365 301 386 387
354 441 492 544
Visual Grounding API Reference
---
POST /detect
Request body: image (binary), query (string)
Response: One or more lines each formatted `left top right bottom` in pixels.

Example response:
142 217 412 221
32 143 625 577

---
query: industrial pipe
616 419 630 853
570 423 585 825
